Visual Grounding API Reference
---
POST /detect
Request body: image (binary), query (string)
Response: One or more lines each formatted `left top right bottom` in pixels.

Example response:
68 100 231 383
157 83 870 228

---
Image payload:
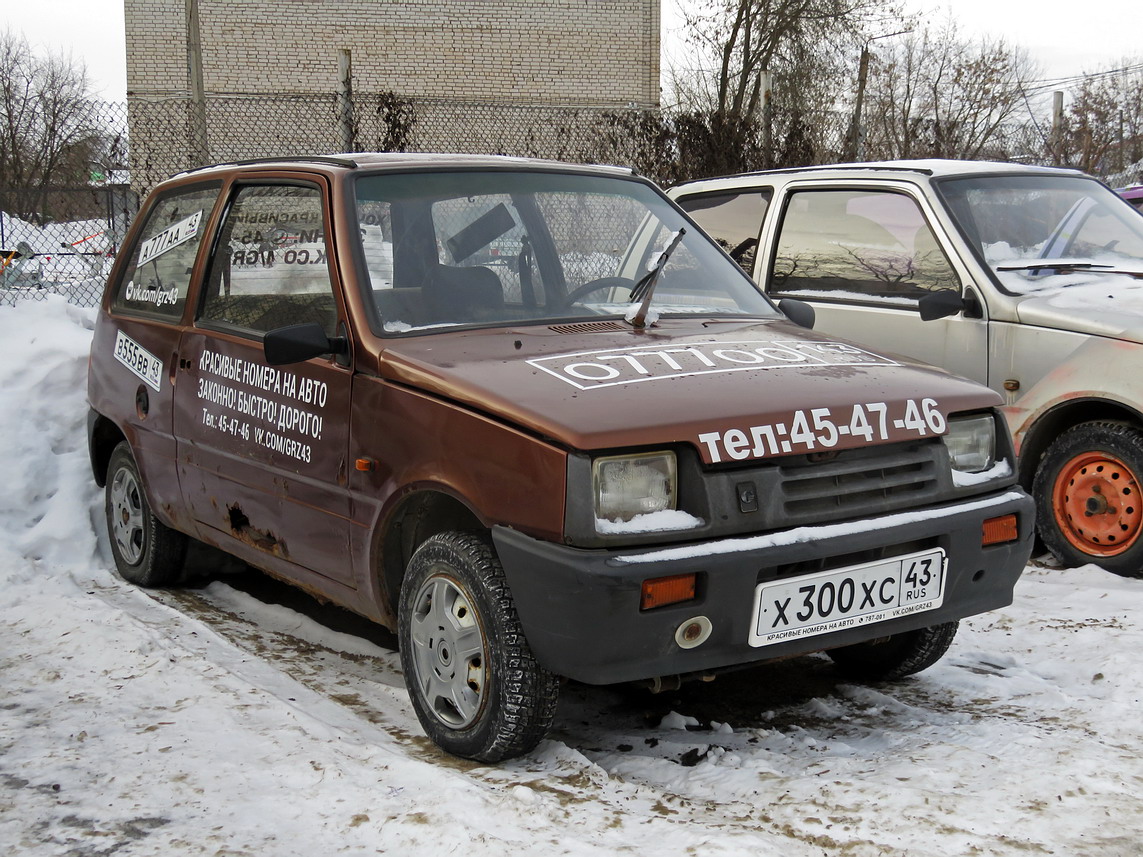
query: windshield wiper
627 228 686 329
995 260 1115 272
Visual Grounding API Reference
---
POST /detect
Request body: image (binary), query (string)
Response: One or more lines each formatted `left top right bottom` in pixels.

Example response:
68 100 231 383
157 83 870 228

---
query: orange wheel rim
1052 451 1143 557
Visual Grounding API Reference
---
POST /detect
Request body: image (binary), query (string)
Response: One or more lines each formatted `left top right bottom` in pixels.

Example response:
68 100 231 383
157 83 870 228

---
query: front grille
770 441 944 527
781 446 938 518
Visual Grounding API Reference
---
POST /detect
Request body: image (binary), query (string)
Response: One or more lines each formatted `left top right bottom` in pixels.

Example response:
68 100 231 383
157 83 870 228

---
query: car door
678 184 990 385
172 179 356 587
761 186 989 384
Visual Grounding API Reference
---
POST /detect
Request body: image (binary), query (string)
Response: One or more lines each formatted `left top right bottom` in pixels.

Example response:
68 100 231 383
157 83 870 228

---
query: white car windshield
352 170 779 333
937 174 1143 296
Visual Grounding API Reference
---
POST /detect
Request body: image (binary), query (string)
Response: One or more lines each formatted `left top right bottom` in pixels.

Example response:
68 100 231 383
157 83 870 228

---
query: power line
1024 61 1143 94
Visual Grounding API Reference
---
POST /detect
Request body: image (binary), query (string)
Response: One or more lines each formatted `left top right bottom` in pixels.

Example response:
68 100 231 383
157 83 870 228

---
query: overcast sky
5 0 1140 102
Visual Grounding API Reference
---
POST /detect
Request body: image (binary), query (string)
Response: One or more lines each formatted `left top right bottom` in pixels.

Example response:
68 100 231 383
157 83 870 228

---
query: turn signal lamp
982 514 1019 546
640 573 697 610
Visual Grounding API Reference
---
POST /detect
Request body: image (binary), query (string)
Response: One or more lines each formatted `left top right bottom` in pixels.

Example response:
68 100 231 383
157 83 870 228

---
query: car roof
170 152 636 182
672 158 1087 190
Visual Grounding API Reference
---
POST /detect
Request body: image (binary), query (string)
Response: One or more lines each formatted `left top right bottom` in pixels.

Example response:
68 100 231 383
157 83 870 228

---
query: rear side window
676 189 772 274
112 184 220 318
199 184 339 337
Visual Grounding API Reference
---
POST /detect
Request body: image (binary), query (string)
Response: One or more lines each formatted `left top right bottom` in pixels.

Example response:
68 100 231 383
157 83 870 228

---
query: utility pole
186 0 209 166
338 49 356 153
844 46 871 162
1051 91 1064 166
845 30 910 162
759 70 772 168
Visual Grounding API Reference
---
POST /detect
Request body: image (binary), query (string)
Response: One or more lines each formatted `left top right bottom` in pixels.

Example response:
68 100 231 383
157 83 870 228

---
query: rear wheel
827 621 959 681
1033 422 1143 578
398 532 559 762
105 442 188 587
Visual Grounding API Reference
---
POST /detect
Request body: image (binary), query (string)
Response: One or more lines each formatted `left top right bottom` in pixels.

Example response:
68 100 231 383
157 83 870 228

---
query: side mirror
779 298 815 330
918 289 967 322
263 322 348 366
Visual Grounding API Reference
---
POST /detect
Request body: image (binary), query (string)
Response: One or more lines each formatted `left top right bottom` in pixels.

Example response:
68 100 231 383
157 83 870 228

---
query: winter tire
827 621 959 681
1033 421 1143 577
105 442 188 587
398 531 560 762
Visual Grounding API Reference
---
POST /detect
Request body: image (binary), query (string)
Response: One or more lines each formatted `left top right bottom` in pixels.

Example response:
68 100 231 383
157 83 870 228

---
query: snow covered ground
3 296 1143 855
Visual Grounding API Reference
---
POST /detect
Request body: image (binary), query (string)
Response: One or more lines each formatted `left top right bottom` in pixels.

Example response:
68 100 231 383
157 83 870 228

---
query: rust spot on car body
227 504 288 557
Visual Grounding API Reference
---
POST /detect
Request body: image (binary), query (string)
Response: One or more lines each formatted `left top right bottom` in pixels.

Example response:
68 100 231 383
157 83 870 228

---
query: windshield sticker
528 340 898 391
138 210 203 267
113 330 163 391
697 398 947 463
195 348 329 465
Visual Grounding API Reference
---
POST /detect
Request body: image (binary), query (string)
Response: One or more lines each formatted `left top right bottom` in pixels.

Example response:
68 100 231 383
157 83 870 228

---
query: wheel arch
88 410 127 487
1016 398 1143 489
376 489 487 625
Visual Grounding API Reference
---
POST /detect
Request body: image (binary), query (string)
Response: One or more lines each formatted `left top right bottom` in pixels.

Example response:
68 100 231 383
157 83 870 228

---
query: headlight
593 451 677 523
942 414 995 473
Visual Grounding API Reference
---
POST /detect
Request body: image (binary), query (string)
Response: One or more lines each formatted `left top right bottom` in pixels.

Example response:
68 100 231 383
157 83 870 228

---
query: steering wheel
557 277 637 310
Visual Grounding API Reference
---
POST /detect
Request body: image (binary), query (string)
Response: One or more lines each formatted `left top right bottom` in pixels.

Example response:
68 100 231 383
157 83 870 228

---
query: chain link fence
0 91 1120 308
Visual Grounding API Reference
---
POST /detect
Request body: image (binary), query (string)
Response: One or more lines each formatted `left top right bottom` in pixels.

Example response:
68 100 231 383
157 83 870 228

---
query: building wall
125 0 660 108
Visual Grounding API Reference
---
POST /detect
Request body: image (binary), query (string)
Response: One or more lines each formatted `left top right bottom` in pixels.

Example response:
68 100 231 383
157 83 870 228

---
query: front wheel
398 532 559 762
827 621 959 681
1033 422 1143 578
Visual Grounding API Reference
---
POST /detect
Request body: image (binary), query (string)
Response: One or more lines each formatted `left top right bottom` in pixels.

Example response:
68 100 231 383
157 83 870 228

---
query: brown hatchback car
88 154 1033 761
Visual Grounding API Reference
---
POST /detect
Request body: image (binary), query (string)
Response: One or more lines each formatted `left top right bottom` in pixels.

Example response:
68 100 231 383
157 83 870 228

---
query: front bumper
494 488 1033 684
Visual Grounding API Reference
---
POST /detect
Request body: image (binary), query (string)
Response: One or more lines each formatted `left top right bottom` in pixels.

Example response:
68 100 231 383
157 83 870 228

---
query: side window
769 190 959 306
676 189 772 274
200 185 338 337
112 184 220 318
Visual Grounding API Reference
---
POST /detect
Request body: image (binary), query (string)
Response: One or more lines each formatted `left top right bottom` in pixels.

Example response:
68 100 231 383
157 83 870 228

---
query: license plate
749 548 946 647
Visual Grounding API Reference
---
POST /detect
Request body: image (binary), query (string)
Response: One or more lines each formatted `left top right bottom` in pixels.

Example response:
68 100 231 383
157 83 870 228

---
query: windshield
937 174 1143 295
352 170 779 333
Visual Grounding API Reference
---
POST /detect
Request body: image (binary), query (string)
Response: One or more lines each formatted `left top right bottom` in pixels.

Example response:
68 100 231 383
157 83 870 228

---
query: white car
671 160 1143 577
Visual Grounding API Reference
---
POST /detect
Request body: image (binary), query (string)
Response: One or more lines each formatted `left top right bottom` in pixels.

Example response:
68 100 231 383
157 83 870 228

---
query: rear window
112 183 221 319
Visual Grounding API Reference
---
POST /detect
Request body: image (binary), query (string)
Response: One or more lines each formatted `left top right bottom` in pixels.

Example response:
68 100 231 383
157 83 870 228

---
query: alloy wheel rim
109 467 146 565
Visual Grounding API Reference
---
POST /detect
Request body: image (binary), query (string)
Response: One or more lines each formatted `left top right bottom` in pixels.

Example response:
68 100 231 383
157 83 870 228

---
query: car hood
376 318 1002 462
1014 274 1143 344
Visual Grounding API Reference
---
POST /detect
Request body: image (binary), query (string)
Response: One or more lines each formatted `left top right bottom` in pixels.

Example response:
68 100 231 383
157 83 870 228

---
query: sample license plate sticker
137 209 203 266
749 548 946 647
113 330 164 391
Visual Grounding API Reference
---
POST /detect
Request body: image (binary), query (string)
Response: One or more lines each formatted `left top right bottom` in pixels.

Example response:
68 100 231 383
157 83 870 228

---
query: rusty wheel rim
1053 451 1143 557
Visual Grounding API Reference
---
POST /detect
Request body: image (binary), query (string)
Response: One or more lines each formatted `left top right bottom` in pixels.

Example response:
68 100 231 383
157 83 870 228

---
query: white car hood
1013 273 1143 344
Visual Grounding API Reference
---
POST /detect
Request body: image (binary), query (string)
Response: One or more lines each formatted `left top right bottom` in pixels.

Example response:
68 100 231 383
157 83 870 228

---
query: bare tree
1055 62 1143 177
0 29 103 222
665 0 905 173
862 20 1038 161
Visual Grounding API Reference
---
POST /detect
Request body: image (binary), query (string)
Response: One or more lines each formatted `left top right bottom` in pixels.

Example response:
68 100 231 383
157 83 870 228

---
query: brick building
124 0 661 186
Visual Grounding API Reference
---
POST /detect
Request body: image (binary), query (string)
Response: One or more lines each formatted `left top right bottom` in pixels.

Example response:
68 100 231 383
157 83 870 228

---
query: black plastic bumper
493 488 1034 685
